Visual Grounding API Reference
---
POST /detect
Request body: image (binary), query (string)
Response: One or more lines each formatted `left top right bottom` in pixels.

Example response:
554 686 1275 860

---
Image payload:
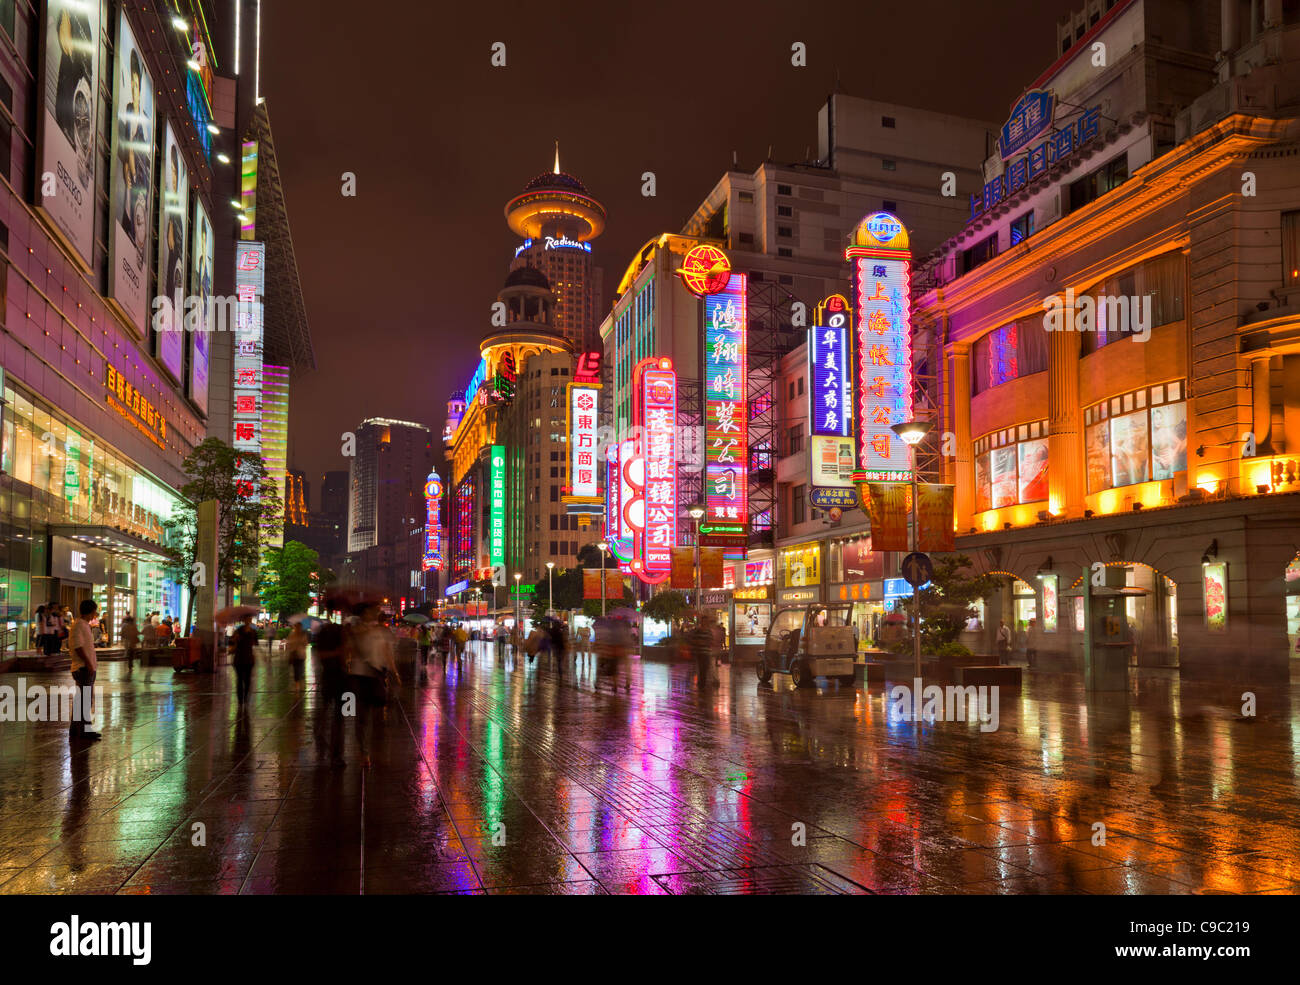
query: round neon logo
864 212 902 243
677 245 732 296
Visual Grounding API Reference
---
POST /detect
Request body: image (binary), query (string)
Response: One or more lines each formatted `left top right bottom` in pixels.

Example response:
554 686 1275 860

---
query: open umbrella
401 612 431 625
215 604 260 624
287 612 322 629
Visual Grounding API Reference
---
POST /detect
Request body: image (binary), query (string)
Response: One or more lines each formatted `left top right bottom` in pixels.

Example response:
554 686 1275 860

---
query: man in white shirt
69 599 101 742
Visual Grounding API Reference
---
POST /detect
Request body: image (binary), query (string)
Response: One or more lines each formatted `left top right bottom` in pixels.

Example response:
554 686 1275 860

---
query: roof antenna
553 139 560 174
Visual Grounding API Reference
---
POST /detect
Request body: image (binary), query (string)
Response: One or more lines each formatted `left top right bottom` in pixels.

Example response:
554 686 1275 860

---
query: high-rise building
506 148 606 353
320 470 348 518
347 419 435 553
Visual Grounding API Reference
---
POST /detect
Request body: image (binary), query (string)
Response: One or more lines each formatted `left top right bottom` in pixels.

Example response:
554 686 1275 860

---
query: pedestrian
69 599 101 742
495 624 507 657
688 613 717 689
142 615 158 651
577 624 591 662
231 614 258 706
417 623 432 669
33 604 46 655
1025 617 1039 667
287 621 308 684
996 619 1012 665
452 622 468 661
157 616 174 646
346 603 399 769
313 618 348 767
42 602 64 657
547 618 567 672
121 613 139 673
708 614 727 667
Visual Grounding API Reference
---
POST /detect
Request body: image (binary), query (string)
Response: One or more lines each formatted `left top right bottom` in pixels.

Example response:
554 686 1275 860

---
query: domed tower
442 389 466 450
505 144 605 353
480 267 571 389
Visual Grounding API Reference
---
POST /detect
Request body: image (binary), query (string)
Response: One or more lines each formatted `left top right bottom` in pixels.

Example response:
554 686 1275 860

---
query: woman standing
286 621 309 684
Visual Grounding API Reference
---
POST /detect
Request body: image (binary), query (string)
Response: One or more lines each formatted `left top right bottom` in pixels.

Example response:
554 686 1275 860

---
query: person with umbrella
231 614 258 707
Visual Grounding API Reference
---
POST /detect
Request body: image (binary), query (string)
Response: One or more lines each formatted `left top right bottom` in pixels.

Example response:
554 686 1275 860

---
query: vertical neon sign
848 212 913 478
490 445 505 567
633 356 676 583
423 469 444 571
704 274 748 541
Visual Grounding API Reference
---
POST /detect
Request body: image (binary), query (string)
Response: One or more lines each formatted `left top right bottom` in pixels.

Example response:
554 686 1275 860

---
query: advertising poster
781 543 820 587
1150 402 1187 481
990 447 1018 509
38 0 101 269
670 547 694 590
189 201 215 414
583 569 602 600
865 481 910 551
1041 573 1058 632
605 570 623 601
916 483 955 552
155 123 188 382
975 453 991 513
1086 420 1111 494
701 548 725 589
841 538 883 581
736 603 772 645
1110 411 1150 487
745 558 774 585
1203 562 1228 633
107 10 156 333
1017 437 1049 503
810 435 856 489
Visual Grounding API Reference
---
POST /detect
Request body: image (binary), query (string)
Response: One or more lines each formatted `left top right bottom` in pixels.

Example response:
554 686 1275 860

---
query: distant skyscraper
347 418 434 553
320 470 348 517
505 146 605 353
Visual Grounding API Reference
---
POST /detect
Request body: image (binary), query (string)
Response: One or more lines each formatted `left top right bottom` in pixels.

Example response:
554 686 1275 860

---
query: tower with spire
504 145 606 353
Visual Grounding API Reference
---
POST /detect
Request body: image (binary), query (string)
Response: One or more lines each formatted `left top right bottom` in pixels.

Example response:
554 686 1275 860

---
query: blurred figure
120 614 139 674
452 623 468 662
417 622 432 671
157 616 174 647
996 620 1012 665
437 623 452 665
709 615 727 667
313 618 348 767
688 613 718 690
231 614 258 707
347 603 399 769
142 615 158 650
495 623 507 657
286 621 308 684
69 599 101 742
42 602 64 657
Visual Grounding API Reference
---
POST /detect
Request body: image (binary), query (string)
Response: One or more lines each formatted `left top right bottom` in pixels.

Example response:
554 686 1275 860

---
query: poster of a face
107 10 155 332
1017 438 1049 503
189 202 214 414
155 123 188 383
990 447 1018 509
975 452 991 513
1086 420 1110 493
39 0 101 269
1110 411 1150 488
1150 402 1187 481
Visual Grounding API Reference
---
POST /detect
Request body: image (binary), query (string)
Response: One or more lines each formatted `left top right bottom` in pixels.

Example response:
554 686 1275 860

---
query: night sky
260 0 1081 502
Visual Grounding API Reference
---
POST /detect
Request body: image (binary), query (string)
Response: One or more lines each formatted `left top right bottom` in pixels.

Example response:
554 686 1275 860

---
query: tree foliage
893 553 1000 654
639 589 691 630
257 540 331 619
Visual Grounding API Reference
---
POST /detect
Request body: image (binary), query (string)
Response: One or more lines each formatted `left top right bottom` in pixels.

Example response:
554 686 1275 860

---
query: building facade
913 0 1300 680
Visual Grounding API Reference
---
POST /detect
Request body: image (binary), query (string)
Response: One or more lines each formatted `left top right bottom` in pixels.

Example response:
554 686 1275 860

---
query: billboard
38 0 101 269
190 202 215 414
633 357 676 581
232 242 264 464
704 274 748 541
107 10 156 333
568 384 599 498
848 213 913 479
863 481 910 552
810 296 853 438
489 445 505 567
155 123 188 383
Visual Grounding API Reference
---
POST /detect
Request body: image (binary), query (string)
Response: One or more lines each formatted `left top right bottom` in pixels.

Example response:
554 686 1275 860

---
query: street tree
257 540 331 619
892 553 1000 656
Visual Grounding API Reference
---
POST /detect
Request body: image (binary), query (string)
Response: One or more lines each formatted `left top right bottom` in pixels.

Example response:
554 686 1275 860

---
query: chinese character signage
569 385 599 498
847 213 913 478
999 88 1055 159
423 469 444 571
606 444 632 564
104 364 168 451
810 295 853 437
972 103 1101 220
633 356 676 582
233 240 265 502
454 477 475 574
704 273 748 540
490 445 506 567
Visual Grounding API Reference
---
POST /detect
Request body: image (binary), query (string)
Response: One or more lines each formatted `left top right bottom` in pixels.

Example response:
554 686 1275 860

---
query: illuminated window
1069 154 1128 212
973 422 1049 511
972 318 1046 394
1010 210 1035 245
1084 382 1188 493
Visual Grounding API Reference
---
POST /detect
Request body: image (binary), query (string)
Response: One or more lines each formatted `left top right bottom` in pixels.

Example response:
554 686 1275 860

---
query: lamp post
513 572 522 637
546 561 555 616
687 504 706 617
891 420 933 680
597 541 609 617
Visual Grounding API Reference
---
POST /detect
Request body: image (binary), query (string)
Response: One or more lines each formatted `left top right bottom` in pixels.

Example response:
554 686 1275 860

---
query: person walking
286 621 308 684
346 603 399 769
709 615 727 669
1025 617 1039 668
231 614 258 707
452 623 468 663
547 618 567 674
688 613 716 690
69 599 101 742
996 619 1012 665
313 618 348 767
120 613 139 674
417 623 432 669
42 603 64 657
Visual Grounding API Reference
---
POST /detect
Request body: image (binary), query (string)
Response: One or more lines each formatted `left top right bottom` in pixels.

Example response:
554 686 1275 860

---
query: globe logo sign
864 212 902 244
677 245 732 296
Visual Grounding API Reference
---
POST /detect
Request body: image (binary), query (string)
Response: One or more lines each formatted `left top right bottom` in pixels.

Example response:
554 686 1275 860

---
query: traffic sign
901 551 933 588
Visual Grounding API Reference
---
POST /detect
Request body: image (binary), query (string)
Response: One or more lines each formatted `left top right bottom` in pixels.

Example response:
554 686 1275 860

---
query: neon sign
677 244 731 297
608 439 634 566
454 477 475 573
810 295 853 437
848 213 913 479
704 274 748 543
544 235 591 252
514 238 533 257
632 356 676 582
422 469 444 571
972 104 1101 220
569 386 599 498
575 350 602 384
489 446 505 567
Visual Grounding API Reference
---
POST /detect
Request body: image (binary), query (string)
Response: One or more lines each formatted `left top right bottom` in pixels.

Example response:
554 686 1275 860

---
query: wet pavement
1 642 1298 894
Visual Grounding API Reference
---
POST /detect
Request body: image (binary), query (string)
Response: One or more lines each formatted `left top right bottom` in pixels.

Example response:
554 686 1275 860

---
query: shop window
1084 382 1187 493
972 317 1047 394
973 421 1049 511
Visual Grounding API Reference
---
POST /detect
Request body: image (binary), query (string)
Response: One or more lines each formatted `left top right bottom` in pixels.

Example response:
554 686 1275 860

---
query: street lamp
687 504 706 617
891 420 933 680
546 561 555 616
597 541 609 617
513 572 522 638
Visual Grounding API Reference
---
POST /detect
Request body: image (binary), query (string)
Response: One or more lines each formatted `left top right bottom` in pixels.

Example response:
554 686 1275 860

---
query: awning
48 525 174 562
